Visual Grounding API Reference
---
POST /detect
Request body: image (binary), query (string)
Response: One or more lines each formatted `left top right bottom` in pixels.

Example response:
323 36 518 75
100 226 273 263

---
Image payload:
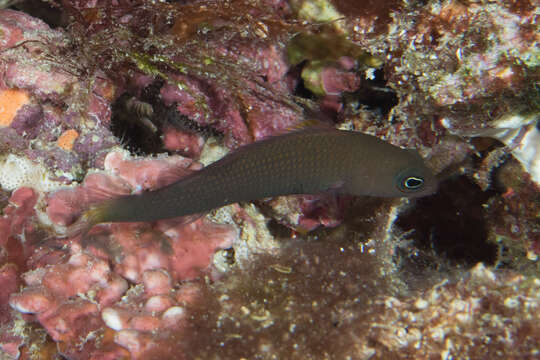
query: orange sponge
57 129 79 151
0 88 30 127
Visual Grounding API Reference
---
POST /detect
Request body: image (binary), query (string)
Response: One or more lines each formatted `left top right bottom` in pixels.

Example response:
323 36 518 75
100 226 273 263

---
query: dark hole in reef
222 247 236 266
10 1 66 28
293 77 315 100
111 82 223 156
288 62 316 101
395 175 498 267
345 68 399 118
111 93 164 155
266 218 295 239
290 65 398 120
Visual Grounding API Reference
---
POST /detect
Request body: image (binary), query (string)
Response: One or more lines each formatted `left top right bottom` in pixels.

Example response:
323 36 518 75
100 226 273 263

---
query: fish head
346 148 438 198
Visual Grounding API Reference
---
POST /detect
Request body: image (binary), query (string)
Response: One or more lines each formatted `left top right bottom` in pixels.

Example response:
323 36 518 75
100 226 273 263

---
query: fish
72 128 437 233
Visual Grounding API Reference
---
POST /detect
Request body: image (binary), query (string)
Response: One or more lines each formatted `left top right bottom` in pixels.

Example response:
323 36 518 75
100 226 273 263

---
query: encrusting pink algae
0 0 539 359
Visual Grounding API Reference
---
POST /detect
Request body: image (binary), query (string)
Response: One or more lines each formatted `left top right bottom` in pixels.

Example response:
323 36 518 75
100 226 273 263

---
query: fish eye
403 176 424 189
395 169 425 193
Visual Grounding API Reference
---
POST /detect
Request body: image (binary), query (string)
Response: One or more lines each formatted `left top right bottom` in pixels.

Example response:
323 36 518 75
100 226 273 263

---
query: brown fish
74 128 437 231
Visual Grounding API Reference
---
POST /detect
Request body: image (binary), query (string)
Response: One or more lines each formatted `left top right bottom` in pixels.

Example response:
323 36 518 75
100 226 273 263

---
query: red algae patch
0 88 30 127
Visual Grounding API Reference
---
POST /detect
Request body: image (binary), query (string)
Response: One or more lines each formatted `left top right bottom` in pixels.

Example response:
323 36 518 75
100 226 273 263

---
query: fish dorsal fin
270 96 335 137
286 118 332 132
279 96 337 134
258 118 335 141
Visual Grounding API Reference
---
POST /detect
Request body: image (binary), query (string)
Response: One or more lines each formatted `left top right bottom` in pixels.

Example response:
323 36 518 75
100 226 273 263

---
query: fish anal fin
326 179 345 192
155 212 206 234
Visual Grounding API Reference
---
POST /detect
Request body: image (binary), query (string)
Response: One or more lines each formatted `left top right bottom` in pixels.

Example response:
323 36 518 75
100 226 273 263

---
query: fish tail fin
64 202 109 238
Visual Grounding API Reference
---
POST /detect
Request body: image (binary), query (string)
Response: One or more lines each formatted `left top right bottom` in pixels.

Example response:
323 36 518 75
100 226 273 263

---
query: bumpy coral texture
6 151 236 359
0 188 38 358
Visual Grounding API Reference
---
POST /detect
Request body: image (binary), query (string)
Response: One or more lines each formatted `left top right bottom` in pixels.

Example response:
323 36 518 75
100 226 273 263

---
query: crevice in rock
395 175 498 267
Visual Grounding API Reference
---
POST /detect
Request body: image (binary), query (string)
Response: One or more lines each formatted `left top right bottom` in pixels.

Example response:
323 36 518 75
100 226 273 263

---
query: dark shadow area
9 1 65 28
344 68 399 118
0 189 9 213
110 81 223 156
289 62 316 101
395 175 498 267
290 64 399 120
266 218 296 239
110 93 164 155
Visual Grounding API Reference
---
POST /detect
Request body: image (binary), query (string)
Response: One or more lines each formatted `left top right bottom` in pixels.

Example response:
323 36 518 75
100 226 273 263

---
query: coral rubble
0 0 538 359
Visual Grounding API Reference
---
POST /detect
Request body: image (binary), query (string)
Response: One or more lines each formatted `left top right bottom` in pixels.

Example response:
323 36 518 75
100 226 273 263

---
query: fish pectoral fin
62 204 106 239
325 180 346 192
82 174 132 202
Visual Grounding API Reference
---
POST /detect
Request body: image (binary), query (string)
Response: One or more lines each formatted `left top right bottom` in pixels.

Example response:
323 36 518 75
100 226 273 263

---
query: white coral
0 154 63 192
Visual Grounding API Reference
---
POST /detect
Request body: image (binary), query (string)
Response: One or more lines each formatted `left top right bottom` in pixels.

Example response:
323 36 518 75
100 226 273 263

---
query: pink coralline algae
262 194 347 232
0 187 41 358
46 150 236 283
157 49 299 147
162 126 205 158
0 9 118 181
5 151 236 359
9 247 189 359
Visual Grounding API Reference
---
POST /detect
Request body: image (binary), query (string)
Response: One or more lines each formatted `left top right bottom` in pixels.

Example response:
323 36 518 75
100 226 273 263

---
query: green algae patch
287 32 383 68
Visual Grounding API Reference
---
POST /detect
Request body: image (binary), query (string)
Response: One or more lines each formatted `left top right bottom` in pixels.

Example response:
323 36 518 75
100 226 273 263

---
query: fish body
83 128 437 226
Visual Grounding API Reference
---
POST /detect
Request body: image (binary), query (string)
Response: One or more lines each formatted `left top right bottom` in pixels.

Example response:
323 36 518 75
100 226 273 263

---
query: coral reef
0 8 118 184
3 151 238 359
487 158 540 270
176 245 540 360
0 0 538 359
